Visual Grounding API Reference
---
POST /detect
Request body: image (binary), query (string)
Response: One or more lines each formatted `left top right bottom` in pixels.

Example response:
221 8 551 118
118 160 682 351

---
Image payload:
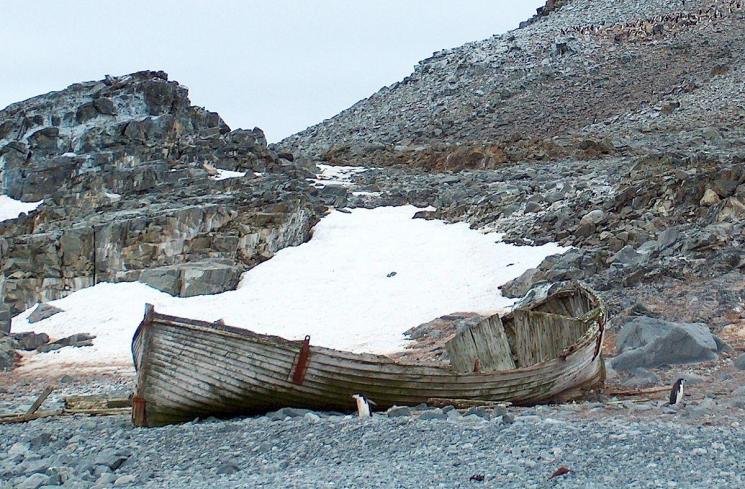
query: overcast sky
1 1 542 142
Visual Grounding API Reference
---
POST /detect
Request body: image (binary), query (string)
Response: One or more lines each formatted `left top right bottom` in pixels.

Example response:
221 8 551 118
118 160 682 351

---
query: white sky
1 1 542 142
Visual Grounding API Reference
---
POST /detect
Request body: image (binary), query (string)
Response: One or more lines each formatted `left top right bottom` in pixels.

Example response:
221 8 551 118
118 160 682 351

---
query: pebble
386 406 412 417
418 408 448 421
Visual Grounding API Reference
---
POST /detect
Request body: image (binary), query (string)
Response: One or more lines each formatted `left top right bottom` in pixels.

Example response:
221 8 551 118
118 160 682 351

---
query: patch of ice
12 205 567 371
0 195 42 222
211 169 246 181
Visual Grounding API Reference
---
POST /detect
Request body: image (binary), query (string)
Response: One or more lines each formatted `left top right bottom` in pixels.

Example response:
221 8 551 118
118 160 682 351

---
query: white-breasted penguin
669 378 686 405
352 394 376 418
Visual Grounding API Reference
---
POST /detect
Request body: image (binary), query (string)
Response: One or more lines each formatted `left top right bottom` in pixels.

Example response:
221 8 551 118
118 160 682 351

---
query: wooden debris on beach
64 394 131 410
605 386 670 397
0 390 132 425
26 386 54 416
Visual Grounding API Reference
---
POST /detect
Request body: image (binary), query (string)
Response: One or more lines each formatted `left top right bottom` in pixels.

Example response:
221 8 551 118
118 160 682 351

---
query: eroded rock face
0 71 324 314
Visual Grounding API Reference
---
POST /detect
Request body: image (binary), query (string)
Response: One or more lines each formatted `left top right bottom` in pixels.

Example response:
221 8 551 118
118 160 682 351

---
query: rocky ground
1 403 744 488
0 70 325 320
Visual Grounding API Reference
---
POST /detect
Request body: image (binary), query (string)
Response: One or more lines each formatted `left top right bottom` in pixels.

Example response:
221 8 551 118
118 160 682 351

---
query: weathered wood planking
446 315 516 373
506 310 589 367
131 282 607 427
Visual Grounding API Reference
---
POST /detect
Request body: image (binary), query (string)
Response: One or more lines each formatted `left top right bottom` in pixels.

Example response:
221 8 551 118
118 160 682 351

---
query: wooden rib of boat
131 282 606 427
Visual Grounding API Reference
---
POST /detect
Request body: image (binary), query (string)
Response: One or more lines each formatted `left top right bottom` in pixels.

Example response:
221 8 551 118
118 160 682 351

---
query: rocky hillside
275 0 745 333
0 71 326 320
280 0 745 169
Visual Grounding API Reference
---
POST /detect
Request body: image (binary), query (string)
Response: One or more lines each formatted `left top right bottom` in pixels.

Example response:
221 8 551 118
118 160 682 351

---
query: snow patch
0 195 42 222
311 164 371 187
211 169 246 180
12 205 567 371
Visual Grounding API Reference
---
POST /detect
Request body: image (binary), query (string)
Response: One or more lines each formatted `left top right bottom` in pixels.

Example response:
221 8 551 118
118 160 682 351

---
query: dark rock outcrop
0 71 324 314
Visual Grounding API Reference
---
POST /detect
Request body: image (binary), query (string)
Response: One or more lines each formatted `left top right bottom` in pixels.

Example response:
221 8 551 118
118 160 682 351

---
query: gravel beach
2 405 744 489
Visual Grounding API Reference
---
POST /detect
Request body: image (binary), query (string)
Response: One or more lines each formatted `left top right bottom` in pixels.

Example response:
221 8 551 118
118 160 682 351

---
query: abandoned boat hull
131 285 605 427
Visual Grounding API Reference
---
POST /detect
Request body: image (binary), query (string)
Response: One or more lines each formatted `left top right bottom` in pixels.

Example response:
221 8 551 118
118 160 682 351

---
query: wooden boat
131 282 606 427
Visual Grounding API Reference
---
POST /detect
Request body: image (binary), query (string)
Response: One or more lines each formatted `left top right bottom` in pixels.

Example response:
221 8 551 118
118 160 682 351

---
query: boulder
500 267 539 298
36 333 95 353
137 261 243 298
0 337 18 371
716 197 745 222
180 262 243 297
418 408 447 420
27 303 64 323
27 127 59 151
734 353 745 371
75 102 99 123
621 367 660 388
93 97 116 116
12 332 49 350
700 188 721 206
266 407 311 421
580 209 605 226
0 307 10 335
608 245 645 267
93 448 131 470
15 474 50 489
611 316 718 371
386 406 413 417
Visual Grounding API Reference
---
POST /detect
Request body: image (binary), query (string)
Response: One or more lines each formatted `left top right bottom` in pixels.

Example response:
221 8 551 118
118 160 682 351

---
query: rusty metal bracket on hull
291 336 311 385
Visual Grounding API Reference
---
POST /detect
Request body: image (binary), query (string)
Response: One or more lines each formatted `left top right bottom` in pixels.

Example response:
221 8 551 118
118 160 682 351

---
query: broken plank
64 395 132 410
0 410 62 425
25 386 54 416
64 407 131 416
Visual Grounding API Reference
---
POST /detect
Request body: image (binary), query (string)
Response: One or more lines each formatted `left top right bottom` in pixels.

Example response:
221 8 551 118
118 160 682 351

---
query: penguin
352 394 376 418
669 378 686 405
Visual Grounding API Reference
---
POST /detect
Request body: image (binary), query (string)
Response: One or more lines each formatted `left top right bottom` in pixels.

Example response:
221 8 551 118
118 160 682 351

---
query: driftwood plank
446 315 515 373
64 395 132 410
26 386 54 416
0 407 132 425
0 410 63 424
64 407 132 416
